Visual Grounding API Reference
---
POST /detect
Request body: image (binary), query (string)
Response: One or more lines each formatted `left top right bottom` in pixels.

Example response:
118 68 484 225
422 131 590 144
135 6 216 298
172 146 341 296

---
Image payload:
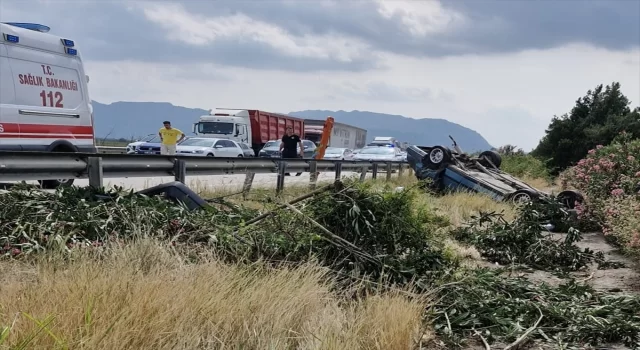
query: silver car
176 137 245 157
238 142 256 157
322 147 354 160
352 146 405 162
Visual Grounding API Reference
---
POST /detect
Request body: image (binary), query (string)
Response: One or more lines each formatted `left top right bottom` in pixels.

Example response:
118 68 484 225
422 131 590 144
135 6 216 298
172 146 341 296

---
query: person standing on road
158 121 185 155
279 126 304 176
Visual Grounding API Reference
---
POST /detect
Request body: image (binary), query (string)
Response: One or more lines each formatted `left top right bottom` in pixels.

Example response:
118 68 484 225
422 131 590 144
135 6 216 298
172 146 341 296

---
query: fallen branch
283 202 383 267
474 330 491 350
503 305 543 350
242 183 336 227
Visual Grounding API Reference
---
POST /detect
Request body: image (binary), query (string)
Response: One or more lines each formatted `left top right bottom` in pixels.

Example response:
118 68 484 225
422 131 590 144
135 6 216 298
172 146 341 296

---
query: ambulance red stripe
0 122 94 136
0 134 94 139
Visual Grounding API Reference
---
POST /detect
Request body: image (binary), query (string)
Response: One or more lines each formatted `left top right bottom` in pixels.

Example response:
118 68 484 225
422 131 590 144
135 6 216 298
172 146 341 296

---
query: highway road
15 171 373 192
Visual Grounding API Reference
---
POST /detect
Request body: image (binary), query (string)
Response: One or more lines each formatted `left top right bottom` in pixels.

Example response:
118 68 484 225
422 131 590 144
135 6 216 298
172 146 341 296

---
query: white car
176 137 244 157
126 134 158 154
322 147 354 160
352 146 406 162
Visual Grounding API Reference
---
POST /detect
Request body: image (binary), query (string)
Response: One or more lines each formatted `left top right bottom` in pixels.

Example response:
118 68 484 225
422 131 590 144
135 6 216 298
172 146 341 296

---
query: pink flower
628 156 636 161
635 171 640 177
11 248 21 256
596 145 604 149
611 188 624 196
588 149 596 155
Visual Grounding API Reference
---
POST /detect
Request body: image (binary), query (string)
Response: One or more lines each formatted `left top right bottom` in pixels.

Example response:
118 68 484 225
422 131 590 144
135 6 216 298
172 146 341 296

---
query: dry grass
0 240 427 350
420 192 516 227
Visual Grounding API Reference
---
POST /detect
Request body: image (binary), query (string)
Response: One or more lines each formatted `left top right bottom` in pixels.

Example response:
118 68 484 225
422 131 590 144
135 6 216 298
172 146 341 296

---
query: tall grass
0 240 427 350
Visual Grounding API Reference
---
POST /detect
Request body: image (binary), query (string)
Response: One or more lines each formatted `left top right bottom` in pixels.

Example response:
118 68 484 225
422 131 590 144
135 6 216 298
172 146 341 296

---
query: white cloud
139 2 372 63
375 0 466 37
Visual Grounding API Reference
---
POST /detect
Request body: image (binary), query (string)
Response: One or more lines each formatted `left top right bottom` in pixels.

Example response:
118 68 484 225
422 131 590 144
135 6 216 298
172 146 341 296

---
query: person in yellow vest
158 121 185 155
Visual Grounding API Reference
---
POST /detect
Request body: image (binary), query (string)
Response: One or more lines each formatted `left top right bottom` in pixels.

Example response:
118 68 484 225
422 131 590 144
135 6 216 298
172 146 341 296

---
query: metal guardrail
96 146 127 154
0 151 412 194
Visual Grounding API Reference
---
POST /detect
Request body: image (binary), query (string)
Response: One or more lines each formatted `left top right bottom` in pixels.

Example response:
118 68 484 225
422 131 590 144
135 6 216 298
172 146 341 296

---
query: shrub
500 153 549 179
0 181 459 285
560 132 640 253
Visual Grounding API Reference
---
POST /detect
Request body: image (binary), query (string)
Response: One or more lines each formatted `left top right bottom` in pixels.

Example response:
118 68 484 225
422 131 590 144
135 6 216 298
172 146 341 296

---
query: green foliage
303 182 455 281
0 181 458 285
532 82 640 174
433 268 640 349
500 153 549 179
436 200 635 349
452 200 621 273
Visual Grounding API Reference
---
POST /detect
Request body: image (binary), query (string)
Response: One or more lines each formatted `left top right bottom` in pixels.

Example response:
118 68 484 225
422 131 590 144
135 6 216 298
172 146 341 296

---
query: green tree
532 82 640 174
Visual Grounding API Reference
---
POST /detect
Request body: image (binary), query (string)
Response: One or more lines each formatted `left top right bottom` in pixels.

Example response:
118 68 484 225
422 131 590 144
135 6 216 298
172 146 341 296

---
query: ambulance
0 22 96 188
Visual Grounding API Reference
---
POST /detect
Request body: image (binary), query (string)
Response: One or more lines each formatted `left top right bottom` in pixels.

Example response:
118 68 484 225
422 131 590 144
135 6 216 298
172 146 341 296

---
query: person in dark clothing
280 126 304 176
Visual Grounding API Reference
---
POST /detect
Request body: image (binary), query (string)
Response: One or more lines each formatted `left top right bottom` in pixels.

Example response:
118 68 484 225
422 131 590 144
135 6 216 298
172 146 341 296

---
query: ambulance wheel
39 178 74 189
38 145 76 189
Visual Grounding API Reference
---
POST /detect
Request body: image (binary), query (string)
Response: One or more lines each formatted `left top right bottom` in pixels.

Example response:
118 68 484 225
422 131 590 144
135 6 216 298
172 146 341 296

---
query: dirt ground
525 232 640 293
462 232 640 350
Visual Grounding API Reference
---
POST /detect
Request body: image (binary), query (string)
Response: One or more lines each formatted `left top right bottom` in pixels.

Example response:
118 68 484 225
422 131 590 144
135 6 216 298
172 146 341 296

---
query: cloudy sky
2 0 639 150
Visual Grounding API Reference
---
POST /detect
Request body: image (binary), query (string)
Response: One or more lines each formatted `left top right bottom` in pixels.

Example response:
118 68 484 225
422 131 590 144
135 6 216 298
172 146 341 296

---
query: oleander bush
560 132 640 254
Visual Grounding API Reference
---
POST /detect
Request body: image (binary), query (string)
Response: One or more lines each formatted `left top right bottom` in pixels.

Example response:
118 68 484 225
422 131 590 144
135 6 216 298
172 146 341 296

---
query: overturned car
406 136 583 210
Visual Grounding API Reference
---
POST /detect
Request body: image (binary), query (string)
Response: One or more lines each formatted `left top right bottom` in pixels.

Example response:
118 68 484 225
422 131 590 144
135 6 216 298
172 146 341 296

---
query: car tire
206 153 214 157
508 189 539 205
556 190 584 209
424 146 451 170
479 150 502 168
238 154 243 157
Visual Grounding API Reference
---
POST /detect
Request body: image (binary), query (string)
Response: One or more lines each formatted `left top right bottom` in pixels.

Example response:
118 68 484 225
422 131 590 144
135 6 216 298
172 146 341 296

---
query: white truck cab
0 22 96 188
192 109 251 144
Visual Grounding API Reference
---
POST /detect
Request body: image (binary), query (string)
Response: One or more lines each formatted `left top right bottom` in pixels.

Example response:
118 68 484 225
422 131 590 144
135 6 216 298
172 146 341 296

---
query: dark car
258 139 317 159
405 136 583 210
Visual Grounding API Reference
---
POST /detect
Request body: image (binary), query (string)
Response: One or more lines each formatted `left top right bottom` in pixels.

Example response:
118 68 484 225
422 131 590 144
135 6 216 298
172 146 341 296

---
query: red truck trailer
193 108 304 154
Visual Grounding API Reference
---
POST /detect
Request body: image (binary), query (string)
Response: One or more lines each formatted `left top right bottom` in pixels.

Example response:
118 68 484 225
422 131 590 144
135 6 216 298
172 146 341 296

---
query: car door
228 140 242 157
224 140 240 157
213 140 226 157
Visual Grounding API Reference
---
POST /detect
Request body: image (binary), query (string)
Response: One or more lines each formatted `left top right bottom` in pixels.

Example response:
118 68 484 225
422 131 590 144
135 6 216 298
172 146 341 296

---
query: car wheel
509 189 539 205
479 150 502 169
556 190 584 209
206 153 214 157
238 154 243 157
424 146 451 170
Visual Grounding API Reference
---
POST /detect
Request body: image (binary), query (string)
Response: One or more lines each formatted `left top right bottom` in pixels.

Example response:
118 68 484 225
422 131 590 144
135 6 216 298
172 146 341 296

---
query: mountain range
92 101 494 151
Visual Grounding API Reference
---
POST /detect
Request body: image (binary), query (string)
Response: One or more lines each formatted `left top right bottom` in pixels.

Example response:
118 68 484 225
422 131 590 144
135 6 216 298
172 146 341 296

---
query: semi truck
303 119 367 150
192 108 304 154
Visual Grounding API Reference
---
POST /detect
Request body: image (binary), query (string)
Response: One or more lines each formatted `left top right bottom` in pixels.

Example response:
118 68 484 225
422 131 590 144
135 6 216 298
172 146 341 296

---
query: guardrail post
242 172 255 199
334 161 342 181
398 163 405 177
309 161 318 189
87 157 103 189
173 159 186 183
276 160 286 195
386 162 392 181
359 165 368 182
372 163 378 180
